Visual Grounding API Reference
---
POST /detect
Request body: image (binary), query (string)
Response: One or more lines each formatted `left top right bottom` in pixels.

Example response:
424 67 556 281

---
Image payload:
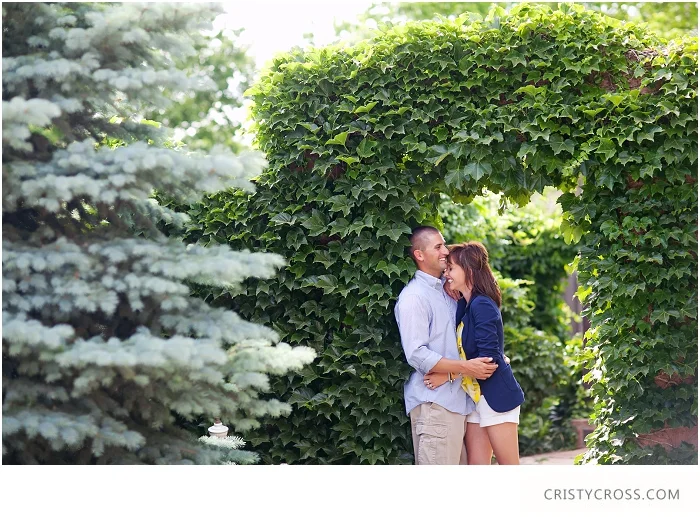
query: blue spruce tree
2 2 314 464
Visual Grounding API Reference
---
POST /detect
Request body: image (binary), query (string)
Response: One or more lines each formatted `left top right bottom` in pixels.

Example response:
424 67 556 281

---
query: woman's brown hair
447 241 501 307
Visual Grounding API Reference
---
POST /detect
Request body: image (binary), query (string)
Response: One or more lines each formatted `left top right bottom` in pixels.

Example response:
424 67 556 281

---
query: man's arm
395 294 443 374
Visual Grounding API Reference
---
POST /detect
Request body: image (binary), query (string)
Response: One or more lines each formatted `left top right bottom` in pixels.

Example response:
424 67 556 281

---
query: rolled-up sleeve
472 298 501 362
394 294 442 374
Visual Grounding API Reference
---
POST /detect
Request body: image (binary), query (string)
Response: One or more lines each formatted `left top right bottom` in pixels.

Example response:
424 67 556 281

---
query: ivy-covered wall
189 4 697 464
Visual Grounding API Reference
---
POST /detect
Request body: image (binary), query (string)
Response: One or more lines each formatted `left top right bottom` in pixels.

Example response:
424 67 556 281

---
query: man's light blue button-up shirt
394 270 476 416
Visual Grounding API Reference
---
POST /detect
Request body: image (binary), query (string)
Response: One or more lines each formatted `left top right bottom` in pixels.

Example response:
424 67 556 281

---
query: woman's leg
466 422 493 465
485 422 520 465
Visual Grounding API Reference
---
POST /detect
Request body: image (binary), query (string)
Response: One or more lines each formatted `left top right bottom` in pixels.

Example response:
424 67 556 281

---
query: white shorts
466 395 520 427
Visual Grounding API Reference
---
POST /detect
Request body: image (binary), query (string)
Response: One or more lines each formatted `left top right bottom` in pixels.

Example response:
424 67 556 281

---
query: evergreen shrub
2 2 315 464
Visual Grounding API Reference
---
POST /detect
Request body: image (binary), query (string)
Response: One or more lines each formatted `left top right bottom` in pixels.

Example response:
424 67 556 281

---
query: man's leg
410 406 421 462
410 402 465 465
459 415 468 465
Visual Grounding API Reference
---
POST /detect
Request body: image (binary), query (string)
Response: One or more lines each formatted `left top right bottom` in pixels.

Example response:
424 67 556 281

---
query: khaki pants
409 402 468 465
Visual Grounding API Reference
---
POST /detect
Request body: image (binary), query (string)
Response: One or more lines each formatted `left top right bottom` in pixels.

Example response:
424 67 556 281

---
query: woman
424 241 524 465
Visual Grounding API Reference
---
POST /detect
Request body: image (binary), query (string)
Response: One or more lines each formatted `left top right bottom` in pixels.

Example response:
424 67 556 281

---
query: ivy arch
196 4 697 464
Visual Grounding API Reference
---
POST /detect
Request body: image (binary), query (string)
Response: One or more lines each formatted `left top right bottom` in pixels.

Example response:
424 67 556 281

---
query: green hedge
187 3 696 464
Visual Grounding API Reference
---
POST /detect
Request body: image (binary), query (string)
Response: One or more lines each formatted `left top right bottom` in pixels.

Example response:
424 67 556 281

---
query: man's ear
413 249 423 263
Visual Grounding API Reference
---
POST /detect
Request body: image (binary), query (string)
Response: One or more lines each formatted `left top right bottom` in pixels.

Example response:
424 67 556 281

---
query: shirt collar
415 269 445 291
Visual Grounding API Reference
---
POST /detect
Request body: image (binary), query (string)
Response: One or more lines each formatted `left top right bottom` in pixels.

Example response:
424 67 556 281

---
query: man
394 226 497 465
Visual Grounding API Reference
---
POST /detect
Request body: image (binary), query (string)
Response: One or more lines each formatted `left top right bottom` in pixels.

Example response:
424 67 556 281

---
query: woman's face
445 259 469 292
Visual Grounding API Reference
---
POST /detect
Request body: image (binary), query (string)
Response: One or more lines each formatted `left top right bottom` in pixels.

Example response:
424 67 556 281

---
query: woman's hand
423 372 450 390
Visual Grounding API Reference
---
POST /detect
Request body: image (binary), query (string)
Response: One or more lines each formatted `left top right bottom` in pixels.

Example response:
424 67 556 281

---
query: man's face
415 231 449 277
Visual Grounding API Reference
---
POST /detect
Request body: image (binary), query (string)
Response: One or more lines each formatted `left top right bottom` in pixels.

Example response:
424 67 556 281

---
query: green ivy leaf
357 138 378 158
594 138 617 162
270 213 297 225
313 250 335 268
463 161 492 180
583 107 604 118
636 125 662 144
338 155 360 165
427 144 451 166
316 275 339 293
300 122 320 133
445 166 466 189
301 274 338 293
354 101 378 114
301 210 329 236
377 224 411 241
549 135 575 156
650 309 671 324
603 94 625 107
560 219 584 244
517 142 537 160
515 84 545 96
326 131 350 147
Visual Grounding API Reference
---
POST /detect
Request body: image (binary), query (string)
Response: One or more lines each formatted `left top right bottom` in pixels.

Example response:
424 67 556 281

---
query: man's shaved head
409 226 441 262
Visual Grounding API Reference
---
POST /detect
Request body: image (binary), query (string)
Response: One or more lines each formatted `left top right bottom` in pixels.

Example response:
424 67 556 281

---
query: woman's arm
472 297 503 363
423 371 450 388
424 370 469 389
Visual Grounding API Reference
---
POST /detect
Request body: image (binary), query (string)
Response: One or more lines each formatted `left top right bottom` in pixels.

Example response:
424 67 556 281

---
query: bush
2 2 314 464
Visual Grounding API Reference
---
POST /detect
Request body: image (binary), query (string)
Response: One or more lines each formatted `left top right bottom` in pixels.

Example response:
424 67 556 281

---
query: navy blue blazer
457 294 524 413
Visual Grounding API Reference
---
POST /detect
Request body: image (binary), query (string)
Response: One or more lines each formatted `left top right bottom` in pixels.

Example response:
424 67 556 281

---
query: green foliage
340 3 698 47
189 3 697 464
392 2 496 20
519 335 595 455
498 274 582 454
563 336 596 420
499 277 568 411
335 2 505 43
586 2 699 42
146 28 255 152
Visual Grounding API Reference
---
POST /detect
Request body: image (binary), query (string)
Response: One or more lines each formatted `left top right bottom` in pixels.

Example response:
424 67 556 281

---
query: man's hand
443 280 461 302
462 357 497 380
